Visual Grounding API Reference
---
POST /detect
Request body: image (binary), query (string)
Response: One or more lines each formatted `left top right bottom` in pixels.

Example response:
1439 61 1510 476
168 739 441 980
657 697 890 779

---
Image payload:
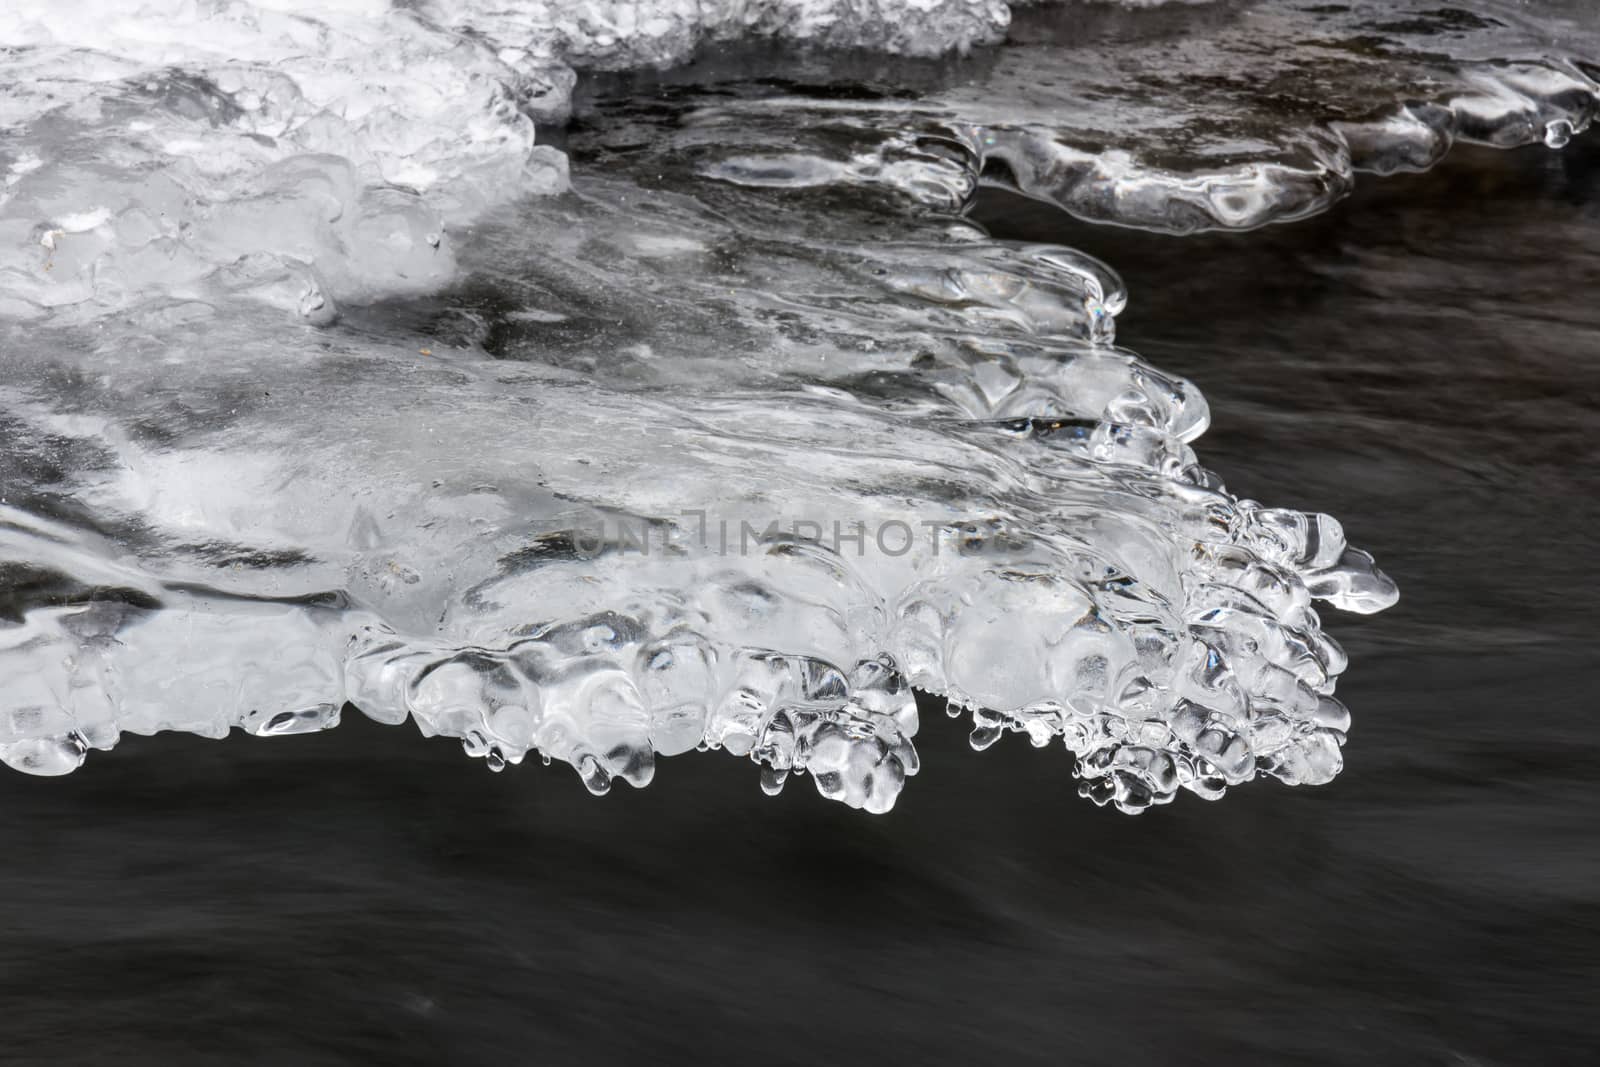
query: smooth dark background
3 141 1596 1064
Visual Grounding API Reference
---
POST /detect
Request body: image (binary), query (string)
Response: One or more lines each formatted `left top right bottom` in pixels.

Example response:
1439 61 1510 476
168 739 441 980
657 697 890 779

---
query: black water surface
2 142 1596 1065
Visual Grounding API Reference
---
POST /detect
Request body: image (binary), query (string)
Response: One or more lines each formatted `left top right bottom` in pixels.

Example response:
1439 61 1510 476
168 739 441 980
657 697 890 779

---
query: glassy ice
2 0 1594 811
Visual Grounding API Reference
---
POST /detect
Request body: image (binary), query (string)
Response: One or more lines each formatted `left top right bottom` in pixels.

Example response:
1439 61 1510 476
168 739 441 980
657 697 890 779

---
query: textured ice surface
418 0 1014 68
633 0 1600 230
0 171 1391 811
2 0 1593 811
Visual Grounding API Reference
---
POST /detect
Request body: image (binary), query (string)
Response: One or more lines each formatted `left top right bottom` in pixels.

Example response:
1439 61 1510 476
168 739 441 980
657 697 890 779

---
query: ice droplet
759 765 789 796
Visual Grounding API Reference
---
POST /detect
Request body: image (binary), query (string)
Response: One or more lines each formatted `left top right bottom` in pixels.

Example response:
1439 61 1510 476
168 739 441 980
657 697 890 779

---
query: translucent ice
0 139 1393 814
644 0 1600 231
417 0 1015 68
5 0 1595 812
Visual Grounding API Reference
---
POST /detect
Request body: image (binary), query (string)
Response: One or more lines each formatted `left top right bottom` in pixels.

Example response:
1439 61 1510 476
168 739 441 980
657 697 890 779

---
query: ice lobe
0 102 1395 815
673 0 1600 232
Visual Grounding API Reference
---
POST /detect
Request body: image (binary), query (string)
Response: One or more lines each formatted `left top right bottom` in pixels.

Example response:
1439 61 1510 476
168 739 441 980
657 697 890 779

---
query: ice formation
658 0 1600 229
1 0 1594 811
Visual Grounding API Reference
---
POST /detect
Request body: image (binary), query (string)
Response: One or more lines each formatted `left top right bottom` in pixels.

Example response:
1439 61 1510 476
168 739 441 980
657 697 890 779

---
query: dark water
3 140 1597 1065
